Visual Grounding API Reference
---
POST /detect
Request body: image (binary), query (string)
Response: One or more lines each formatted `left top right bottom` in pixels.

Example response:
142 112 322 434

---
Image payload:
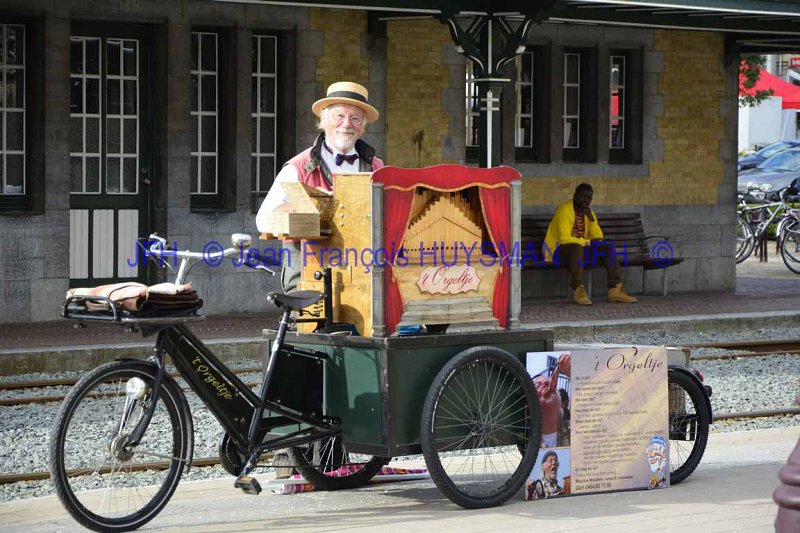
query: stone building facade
0 0 738 322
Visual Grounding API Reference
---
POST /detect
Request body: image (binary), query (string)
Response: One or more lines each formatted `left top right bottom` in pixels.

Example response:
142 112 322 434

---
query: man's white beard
328 130 357 153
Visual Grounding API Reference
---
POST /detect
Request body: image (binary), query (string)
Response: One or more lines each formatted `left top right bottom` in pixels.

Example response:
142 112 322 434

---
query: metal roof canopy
217 0 800 53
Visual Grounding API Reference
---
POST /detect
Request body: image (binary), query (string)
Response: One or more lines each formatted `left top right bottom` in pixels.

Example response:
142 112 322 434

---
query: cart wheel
668 369 710 484
420 346 542 509
288 436 389 491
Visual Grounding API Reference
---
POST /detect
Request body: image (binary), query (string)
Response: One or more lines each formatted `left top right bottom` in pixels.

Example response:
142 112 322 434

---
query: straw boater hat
312 81 379 123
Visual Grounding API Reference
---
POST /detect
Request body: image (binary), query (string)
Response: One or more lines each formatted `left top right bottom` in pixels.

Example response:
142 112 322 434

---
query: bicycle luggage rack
62 294 206 326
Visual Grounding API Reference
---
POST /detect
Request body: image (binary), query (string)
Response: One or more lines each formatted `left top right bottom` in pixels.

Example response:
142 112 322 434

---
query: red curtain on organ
372 165 519 334
479 186 511 328
382 188 415 334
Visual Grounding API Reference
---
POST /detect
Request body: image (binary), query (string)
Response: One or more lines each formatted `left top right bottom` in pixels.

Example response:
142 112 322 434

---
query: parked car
738 140 800 172
738 147 800 200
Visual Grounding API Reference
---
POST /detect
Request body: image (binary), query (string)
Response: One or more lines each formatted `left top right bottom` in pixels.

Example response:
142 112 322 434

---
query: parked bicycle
779 206 800 273
736 185 798 263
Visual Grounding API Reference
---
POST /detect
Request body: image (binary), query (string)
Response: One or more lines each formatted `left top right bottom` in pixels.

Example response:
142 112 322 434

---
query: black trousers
281 242 302 293
554 241 622 289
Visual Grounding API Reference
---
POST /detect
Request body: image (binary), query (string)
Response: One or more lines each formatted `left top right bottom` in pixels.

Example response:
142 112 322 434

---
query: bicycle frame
148 313 339 460
64 233 344 483
62 297 340 475
739 200 785 239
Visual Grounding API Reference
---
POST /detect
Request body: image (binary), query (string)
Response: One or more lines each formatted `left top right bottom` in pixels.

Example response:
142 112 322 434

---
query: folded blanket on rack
66 282 199 313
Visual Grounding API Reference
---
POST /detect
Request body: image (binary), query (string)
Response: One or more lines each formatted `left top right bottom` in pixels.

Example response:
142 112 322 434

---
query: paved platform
1 427 795 532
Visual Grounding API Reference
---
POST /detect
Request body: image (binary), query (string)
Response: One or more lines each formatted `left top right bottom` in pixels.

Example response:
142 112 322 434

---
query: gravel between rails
0 328 798 503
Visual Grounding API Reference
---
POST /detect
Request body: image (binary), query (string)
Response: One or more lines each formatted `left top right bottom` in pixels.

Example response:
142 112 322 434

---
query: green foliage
739 54 774 108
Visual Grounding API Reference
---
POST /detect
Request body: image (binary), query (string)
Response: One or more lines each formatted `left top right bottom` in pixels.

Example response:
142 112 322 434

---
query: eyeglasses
331 112 363 127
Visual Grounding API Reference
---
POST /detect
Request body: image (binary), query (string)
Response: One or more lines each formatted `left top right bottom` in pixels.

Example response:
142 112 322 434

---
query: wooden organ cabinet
274 165 522 337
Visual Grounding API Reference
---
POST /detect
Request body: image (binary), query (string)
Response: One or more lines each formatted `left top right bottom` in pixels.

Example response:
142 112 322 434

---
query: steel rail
690 350 800 360
0 366 264 391
684 338 800 353
0 454 275 485
0 381 264 407
713 407 800 421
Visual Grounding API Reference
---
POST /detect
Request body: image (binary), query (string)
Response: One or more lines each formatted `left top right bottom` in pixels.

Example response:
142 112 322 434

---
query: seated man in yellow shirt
543 183 637 305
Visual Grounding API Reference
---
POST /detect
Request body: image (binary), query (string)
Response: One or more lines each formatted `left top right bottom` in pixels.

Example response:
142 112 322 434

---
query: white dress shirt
255 144 359 234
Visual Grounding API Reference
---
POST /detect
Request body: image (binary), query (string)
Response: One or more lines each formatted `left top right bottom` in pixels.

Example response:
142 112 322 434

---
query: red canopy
741 68 800 109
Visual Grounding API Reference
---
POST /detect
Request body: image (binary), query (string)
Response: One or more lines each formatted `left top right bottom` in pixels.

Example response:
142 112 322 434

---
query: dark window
465 61 479 162
608 48 642 164
190 31 218 196
190 28 235 212
609 54 625 150
251 34 277 197
70 37 142 197
0 22 34 211
562 47 597 163
251 30 294 212
514 46 550 163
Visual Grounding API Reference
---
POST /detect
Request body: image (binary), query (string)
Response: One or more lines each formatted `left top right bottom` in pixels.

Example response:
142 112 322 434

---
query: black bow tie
335 153 359 166
324 143 358 166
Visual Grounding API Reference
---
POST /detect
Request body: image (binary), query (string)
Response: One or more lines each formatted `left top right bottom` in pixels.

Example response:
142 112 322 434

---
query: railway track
0 366 265 407
2 340 797 486
685 338 800 359
0 454 275 485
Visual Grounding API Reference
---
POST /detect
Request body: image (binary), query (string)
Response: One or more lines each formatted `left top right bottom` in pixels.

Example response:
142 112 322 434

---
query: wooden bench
520 212 684 296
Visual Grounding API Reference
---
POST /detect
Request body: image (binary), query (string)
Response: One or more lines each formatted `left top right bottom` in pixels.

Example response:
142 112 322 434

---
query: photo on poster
524 448 571 500
526 351 571 448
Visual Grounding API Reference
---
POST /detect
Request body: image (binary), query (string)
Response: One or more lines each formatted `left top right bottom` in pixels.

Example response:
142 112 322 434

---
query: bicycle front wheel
668 369 710 484
781 220 800 273
288 438 388 490
420 346 542 509
49 360 193 532
735 214 755 263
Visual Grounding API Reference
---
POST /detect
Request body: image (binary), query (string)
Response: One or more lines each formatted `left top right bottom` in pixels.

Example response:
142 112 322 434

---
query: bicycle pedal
234 475 262 495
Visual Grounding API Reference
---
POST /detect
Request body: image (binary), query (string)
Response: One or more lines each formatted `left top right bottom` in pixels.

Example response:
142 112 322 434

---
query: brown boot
608 282 637 303
572 285 592 305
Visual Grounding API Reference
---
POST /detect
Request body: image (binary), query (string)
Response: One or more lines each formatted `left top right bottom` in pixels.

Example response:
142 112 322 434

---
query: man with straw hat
256 81 384 293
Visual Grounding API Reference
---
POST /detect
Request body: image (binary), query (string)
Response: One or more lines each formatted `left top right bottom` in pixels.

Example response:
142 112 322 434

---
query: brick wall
308 8 386 158
310 9 369 92
386 19 453 167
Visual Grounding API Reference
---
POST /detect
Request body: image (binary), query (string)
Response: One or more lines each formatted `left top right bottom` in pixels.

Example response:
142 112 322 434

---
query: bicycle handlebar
145 233 276 283
147 233 252 261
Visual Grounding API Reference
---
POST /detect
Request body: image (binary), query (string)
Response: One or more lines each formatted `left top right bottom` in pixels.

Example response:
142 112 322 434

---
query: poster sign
791 57 800 70
524 347 669 501
416 265 480 294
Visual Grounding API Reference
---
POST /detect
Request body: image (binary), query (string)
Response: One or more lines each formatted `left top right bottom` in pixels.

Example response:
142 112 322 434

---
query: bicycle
49 233 390 532
779 207 800 273
736 187 794 263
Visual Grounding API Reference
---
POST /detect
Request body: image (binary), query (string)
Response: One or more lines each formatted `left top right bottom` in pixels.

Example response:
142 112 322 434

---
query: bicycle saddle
268 290 323 310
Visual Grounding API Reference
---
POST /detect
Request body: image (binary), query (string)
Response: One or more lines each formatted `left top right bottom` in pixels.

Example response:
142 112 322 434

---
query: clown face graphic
645 436 668 488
